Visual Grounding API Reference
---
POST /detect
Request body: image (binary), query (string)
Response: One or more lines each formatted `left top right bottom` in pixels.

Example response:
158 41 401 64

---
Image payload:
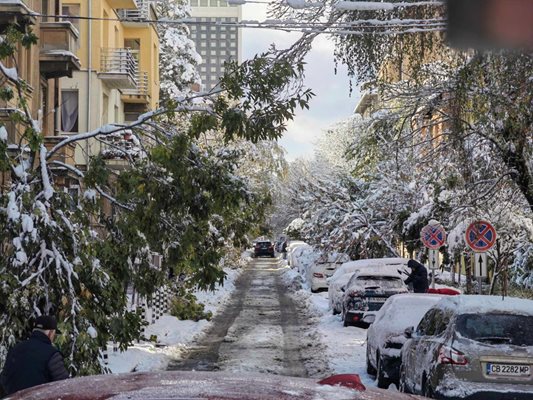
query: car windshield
355 276 404 290
456 313 533 346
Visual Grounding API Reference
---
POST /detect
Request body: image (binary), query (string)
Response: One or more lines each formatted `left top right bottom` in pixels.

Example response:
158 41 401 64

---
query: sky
240 4 360 160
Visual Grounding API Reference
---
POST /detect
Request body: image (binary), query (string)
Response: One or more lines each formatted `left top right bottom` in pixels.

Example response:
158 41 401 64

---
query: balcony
0 1 37 32
98 48 138 89
117 1 156 26
39 21 81 79
108 0 137 8
121 71 150 104
43 136 76 167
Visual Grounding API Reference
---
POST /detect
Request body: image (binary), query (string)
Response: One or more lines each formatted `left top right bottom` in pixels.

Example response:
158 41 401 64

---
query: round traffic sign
421 224 447 250
465 220 497 252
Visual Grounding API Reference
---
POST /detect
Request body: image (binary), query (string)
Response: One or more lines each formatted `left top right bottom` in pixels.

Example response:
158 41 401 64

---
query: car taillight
438 345 468 365
313 273 324 278
269 245 274 250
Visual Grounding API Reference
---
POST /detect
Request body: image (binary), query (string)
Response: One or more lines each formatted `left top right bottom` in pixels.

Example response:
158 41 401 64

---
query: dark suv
253 240 275 258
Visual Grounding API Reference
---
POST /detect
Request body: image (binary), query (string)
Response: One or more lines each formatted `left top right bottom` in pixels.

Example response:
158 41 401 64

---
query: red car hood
6 371 427 400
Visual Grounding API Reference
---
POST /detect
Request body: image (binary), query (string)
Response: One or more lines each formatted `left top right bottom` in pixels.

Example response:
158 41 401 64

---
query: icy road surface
168 257 330 377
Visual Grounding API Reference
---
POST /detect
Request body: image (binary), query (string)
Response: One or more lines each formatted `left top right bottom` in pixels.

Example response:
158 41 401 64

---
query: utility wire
34 12 446 35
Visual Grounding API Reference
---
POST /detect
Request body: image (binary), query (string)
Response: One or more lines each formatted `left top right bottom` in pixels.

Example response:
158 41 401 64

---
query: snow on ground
108 267 243 373
281 267 377 387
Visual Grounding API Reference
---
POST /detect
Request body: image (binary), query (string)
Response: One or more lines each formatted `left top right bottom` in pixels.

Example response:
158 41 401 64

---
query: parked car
342 267 408 327
253 240 275 258
400 295 533 399
305 252 350 293
366 294 444 389
328 258 408 315
286 241 307 266
291 245 318 275
4 370 429 399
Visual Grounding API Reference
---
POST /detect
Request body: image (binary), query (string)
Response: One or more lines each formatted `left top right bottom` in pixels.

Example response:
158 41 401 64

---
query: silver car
400 295 533 399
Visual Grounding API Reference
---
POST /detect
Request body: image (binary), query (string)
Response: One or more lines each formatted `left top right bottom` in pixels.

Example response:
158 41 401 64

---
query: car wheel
366 346 377 375
422 374 434 398
376 355 391 389
342 307 350 327
399 363 409 393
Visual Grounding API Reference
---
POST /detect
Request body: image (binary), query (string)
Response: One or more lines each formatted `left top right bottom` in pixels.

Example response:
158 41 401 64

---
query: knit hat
34 315 58 331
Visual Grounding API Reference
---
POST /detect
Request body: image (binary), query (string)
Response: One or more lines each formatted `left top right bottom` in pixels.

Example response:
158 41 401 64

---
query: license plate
487 363 531 377
369 297 387 303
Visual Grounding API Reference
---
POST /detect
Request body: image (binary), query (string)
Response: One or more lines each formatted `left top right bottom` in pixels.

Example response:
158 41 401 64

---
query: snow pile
107 267 242 373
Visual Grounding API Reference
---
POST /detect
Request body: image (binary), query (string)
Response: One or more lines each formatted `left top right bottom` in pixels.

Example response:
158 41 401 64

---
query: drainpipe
86 0 92 166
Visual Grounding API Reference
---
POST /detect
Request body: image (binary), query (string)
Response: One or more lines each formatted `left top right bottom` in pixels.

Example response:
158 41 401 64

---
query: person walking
0 316 69 395
404 259 429 293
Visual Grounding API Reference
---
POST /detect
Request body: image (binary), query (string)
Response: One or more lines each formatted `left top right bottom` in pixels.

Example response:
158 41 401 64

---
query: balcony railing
98 48 138 89
117 1 152 21
122 71 149 100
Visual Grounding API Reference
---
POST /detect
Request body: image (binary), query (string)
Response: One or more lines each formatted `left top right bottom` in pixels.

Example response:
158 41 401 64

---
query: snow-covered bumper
311 277 328 292
435 379 533 400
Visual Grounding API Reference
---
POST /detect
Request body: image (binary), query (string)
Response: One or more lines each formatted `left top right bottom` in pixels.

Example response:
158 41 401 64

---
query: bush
169 291 212 322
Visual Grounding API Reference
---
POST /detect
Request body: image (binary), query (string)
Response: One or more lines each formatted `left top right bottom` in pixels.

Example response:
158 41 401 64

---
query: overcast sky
240 4 360 160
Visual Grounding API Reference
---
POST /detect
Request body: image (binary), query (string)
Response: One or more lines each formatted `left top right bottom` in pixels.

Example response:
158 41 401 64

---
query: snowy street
168 257 331 377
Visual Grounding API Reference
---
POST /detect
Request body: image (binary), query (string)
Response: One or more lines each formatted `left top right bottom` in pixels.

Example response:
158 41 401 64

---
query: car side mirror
362 314 375 324
341 286 346 292
404 326 414 339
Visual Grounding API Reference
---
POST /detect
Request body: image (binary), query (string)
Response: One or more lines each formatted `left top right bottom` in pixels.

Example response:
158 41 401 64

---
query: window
210 33 217 39
210 50 217 56
67 186 80 210
62 4 80 30
200 25 206 31
416 310 435 336
210 66 217 72
210 0 218 6
200 0 208 6
190 0 198 5
220 41 226 47
220 50 226 56
102 94 109 125
200 33 207 39
41 0 49 22
61 90 79 132
220 33 226 39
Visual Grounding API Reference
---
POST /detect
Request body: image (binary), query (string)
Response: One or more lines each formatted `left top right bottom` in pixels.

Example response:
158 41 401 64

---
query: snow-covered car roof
331 258 408 282
288 241 307 250
353 265 404 279
5 371 426 400
372 294 445 336
433 295 533 316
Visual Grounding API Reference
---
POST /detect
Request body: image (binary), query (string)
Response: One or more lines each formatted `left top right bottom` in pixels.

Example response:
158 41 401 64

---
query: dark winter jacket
0 330 69 395
405 260 429 293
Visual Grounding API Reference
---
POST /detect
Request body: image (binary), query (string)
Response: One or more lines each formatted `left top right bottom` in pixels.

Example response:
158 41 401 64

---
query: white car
305 252 350 293
290 245 318 275
286 241 308 266
328 258 410 315
366 293 444 388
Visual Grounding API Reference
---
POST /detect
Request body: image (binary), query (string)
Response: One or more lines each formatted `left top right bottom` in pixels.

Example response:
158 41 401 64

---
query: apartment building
0 0 82 189
189 0 242 91
59 0 160 168
0 0 160 190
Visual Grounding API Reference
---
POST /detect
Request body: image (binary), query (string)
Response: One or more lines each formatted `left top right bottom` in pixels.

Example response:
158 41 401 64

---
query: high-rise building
189 0 242 91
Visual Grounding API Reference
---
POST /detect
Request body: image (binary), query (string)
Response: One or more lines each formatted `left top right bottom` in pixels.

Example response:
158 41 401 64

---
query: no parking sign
465 220 497 253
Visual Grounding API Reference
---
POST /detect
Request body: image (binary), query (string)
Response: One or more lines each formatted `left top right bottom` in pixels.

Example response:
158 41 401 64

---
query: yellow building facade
59 0 160 166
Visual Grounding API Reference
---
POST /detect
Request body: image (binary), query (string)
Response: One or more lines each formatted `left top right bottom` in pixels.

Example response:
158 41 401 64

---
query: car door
407 309 438 393
412 309 451 394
